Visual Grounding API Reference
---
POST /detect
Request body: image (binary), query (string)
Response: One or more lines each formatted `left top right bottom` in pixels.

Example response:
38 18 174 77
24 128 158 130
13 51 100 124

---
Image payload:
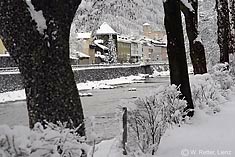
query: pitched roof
96 22 117 35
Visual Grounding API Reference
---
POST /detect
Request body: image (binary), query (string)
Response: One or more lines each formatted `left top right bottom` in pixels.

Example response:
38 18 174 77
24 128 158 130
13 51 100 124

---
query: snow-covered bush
191 63 234 115
191 74 223 114
127 85 187 155
0 122 89 157
211 63 233 91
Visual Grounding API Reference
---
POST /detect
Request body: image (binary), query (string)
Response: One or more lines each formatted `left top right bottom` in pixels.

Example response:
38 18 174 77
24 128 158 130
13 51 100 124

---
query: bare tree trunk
0 0 85 136
216 0 230 63
163 0 194 116
229 0 235 54
180 0 207 74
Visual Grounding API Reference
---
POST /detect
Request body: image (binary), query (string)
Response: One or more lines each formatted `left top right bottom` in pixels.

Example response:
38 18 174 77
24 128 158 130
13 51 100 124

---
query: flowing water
0 76 169 140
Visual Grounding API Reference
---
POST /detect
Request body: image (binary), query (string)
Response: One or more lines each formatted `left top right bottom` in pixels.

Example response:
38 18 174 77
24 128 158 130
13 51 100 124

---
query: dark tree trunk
0 0 85 136
216 0 230 63
163 0 194 116
180 0 207 74
229 0 235 54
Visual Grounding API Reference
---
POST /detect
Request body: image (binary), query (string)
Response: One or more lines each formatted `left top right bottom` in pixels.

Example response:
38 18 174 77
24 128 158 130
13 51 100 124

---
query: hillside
72 0 164 36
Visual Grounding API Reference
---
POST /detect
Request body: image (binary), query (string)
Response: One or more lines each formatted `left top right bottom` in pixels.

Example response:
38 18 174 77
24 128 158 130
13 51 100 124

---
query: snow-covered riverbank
0 74 153 104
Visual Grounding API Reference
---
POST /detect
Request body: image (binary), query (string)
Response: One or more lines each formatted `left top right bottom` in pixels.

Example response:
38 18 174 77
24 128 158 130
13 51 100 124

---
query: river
0 76 169 140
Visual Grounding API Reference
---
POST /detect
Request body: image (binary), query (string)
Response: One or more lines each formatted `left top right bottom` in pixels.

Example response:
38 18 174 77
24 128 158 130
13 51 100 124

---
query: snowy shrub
191 74 223 114
191 63 234 114
0 122 89 157
211 63 233 90
127 85 187 155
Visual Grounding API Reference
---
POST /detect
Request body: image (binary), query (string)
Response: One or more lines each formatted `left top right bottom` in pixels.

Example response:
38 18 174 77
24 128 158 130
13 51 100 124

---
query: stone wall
73 65 151 83
0 65 153 93
0 73 23 93
0 56 18 68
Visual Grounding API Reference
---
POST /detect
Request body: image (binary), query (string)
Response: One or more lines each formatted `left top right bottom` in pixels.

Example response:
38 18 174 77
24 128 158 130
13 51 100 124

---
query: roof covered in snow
73 51 90 58
95 54 106 59
117 36 132 43
96 22 117 35
94 40 109 50
143 23 150 26
76 32 92 39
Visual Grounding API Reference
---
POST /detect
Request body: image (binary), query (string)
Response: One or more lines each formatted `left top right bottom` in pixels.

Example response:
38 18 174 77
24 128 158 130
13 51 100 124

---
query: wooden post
122 107 127 155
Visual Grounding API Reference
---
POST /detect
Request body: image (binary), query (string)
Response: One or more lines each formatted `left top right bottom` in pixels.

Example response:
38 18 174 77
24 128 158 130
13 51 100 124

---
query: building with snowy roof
94 22 118 63
95 22 117 35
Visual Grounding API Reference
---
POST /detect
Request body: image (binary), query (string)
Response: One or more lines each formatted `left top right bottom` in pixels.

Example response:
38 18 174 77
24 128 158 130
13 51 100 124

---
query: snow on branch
25 0 47 35
181 0 195 12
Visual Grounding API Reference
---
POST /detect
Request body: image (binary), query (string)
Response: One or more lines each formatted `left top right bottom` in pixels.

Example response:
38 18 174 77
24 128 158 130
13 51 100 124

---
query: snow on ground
150 70 170 77
0 90 25 104
90 138 125 157
150 65 193 77
77 74 147 91
157 95 235 157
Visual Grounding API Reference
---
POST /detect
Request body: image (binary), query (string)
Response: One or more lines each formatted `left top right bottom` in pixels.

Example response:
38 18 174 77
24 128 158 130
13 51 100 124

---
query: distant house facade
130 40 142 63
70 51 90 65
143 23 166 40
142 42 153 62
117 36 131 63
141 23 168 63
160 45 167 61
72 32 96 64
141 38 167 63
